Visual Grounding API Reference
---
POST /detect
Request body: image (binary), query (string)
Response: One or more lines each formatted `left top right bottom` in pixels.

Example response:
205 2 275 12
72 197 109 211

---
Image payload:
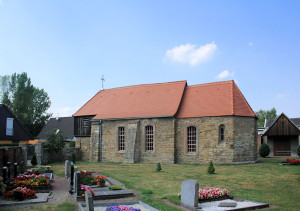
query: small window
6 118 14 136
219 125 225 142
118 127 125 151
145 125 154 151
187 126 197 153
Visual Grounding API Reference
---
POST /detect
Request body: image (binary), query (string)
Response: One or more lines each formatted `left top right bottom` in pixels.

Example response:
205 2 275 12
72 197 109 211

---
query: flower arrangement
105 205 141 211
80 174 107 187
198 187 228 200
80 184 95 197
286 158 300 165
80 170 92 177
24 169 41 175
5 187 36 201
12 174 50 188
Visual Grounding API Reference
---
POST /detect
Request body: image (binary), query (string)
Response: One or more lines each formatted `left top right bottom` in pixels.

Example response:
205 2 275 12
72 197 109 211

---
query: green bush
71 153 76 163
44 129 66 152
259 143 270 158
11 190 24 201
31 154 37 167
156 163 162 172
207 161 215 174
69 141 75 147
297 145 300 157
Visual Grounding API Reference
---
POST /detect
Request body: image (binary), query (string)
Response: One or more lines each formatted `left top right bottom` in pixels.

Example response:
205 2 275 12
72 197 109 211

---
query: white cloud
166 42 217 66
248 42 253 47
215 70 235 79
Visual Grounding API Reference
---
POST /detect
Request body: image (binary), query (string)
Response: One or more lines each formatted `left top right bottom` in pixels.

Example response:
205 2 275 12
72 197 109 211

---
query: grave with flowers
73 170 134 201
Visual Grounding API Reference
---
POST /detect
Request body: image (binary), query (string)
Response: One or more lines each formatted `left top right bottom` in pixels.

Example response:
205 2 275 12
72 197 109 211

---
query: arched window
219 124 225 143
145 125 154 151
187 126 197 153
118 126 125 151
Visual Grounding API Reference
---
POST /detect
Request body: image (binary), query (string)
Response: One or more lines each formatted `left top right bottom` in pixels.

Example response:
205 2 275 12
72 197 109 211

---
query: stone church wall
175 116 235 164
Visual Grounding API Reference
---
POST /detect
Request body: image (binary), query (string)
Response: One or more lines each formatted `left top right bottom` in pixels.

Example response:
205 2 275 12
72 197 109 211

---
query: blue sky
0 1 300 118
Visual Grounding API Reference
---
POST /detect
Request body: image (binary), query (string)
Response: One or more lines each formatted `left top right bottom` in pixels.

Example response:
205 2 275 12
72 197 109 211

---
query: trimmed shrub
297 145 300 157
71 153 76 163
11 190 23 201
156 163 162 172
31 154 37 167
207 161 215 174
259 143 270 158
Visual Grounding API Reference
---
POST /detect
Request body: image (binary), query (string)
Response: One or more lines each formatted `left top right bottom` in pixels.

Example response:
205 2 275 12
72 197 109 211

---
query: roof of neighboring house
37 117 74 140
265 117 300 127
73 80 256 120
73 80 187 120
176 80 256 118
262 113 300 136
0 104 34 140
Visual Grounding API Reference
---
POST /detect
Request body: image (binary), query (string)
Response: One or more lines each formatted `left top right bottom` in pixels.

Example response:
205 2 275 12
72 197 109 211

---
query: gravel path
47 176 76 204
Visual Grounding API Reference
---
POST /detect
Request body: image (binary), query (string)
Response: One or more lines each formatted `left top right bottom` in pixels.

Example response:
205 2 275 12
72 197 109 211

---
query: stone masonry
77 116 257 164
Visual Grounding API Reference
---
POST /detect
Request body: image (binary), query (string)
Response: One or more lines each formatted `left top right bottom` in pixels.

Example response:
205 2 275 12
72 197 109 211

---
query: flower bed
10 174 50 190
286 158 300 165
79 184 95 197
80 171 107 187
5 187 36 201
198 187 229 202
105 205 141 211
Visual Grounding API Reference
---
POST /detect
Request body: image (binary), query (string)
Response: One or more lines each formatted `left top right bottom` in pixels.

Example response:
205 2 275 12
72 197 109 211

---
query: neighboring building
0 104 33 143
262 113 300 157
37 117 75 143
73 80 257 164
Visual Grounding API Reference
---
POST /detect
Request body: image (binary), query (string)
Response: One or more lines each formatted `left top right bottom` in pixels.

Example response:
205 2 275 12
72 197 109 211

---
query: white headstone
181 179 200 210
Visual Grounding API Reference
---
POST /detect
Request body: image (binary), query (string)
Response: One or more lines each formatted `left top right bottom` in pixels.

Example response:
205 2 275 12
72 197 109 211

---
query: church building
73 80 257 164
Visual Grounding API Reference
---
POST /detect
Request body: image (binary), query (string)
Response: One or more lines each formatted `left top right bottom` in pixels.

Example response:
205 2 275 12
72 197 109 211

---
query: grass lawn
4 157 300 211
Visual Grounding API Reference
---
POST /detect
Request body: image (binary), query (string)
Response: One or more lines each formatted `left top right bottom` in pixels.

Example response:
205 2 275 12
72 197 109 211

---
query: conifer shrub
31 154 37 167
156 163 162 172
297 145 300 157
71 153 76 163
259 143 270 158
207 161 215 174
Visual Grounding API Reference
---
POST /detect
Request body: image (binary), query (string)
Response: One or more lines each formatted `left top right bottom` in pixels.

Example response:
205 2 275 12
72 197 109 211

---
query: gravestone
74 171 81 195
85 190 94 211
65 160 70 177
181 179 200 210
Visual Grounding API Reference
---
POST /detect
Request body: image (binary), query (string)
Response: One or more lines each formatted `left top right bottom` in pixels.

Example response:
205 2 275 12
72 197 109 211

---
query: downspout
99 120 102 162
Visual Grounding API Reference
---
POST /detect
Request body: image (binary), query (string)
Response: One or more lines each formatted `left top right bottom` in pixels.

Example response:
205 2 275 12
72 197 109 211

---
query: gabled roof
262 113 300 136
0 104 34 140
73 81 187 120
265 117 300 127
176 80 256 118
37 117 74 140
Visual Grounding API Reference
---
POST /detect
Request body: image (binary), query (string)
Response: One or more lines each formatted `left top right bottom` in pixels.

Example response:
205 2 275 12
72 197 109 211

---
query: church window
145 125 154 151
118 126 125 151
187 126 197 153
219 124 225 143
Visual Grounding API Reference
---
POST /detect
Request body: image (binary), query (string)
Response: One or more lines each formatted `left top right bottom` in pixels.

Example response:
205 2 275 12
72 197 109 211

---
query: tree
44 129 66 152
156 163 162 172
255 108 277 127
0 72 51 137
31 154 38 167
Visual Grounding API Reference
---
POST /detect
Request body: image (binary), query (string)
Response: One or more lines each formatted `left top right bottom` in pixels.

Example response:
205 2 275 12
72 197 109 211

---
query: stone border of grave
0 192 50 208
180 179 270 211
79 190 159 211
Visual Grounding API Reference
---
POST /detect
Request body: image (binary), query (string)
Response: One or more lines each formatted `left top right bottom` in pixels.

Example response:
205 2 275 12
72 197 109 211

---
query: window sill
185 152 198 156
117 150 125 154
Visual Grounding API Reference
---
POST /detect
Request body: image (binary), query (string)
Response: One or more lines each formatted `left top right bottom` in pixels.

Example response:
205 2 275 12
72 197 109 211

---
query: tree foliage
0 72 51 137
255 108 277 127
44 129 66 152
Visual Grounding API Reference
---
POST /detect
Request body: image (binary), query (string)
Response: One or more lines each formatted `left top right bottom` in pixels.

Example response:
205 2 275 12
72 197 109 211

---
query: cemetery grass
49 158 300 211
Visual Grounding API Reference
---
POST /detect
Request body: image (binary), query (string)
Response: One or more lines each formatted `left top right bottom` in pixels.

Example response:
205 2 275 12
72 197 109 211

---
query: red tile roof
73 80 187 120
73 80 256 120
176 80 256 118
